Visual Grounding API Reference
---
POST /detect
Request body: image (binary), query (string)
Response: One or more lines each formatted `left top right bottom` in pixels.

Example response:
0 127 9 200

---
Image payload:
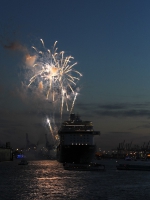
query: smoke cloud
25 54 37 67
3 41 27 52
2 41 36 67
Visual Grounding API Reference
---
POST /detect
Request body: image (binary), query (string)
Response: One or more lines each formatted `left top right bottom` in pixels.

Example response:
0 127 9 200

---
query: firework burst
27 39 82 117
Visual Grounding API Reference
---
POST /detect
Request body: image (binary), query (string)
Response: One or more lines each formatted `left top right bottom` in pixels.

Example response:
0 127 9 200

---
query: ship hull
57 145 96 163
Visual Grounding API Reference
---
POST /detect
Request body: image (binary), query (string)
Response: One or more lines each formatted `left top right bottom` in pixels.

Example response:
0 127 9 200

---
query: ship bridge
58 125 100 135
58 114 100 136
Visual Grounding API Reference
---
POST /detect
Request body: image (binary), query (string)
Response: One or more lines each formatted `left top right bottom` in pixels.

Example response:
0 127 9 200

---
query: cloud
99 103 128 110
2 40 37 67
95 109 150 118
129 122 150 130
76 103 93 111
76 102 150 118
25 54 37 67
3 41 27 52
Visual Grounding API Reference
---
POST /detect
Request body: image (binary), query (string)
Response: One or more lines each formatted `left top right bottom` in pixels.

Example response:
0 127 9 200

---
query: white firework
27 39 82 117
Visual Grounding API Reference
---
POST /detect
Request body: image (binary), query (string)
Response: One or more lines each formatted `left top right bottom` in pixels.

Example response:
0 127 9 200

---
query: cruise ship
57 113 100 163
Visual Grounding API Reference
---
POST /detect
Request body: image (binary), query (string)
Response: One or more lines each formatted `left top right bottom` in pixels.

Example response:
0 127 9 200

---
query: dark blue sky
1 0 150 150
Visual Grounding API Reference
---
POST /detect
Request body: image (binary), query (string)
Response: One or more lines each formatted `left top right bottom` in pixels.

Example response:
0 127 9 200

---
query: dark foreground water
0 159 150 200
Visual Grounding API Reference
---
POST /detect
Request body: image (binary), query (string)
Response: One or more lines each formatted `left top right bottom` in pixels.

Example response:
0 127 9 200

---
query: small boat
116 163 150 171
125 157 132 161
18 159 28 165
63 162 105 171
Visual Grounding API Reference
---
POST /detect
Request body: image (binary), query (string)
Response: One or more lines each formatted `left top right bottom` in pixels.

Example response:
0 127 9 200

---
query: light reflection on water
0 160 150 200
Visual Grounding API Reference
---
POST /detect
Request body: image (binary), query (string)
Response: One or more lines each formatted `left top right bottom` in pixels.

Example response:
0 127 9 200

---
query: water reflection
0 160 150 199
32 160 85 199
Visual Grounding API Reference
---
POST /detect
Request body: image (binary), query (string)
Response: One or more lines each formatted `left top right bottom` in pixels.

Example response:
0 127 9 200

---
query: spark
46 117 55 139
46 117 59 145
27 39 82 117
40 39 45 47
47 118 53 133
70 92 78 114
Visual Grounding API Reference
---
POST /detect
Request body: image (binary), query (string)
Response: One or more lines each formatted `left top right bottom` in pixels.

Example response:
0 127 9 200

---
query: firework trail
70 92 78 114
27 39 82 117
46 116 59 145
46 117 53 136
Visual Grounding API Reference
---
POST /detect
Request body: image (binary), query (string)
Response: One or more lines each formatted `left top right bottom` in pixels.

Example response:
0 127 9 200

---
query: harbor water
0 159 150 200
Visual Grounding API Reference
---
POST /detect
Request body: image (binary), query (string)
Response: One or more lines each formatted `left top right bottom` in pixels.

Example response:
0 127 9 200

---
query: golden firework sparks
27 39 82 117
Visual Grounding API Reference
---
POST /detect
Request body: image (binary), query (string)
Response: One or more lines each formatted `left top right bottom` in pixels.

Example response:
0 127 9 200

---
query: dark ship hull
57 114 100 164
57 144 96 163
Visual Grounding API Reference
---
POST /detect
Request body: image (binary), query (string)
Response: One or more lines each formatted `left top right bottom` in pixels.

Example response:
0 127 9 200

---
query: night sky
0 0 150 150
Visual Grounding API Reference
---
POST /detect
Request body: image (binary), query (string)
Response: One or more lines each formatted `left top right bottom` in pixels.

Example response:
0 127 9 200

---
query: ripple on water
0 160 150 200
